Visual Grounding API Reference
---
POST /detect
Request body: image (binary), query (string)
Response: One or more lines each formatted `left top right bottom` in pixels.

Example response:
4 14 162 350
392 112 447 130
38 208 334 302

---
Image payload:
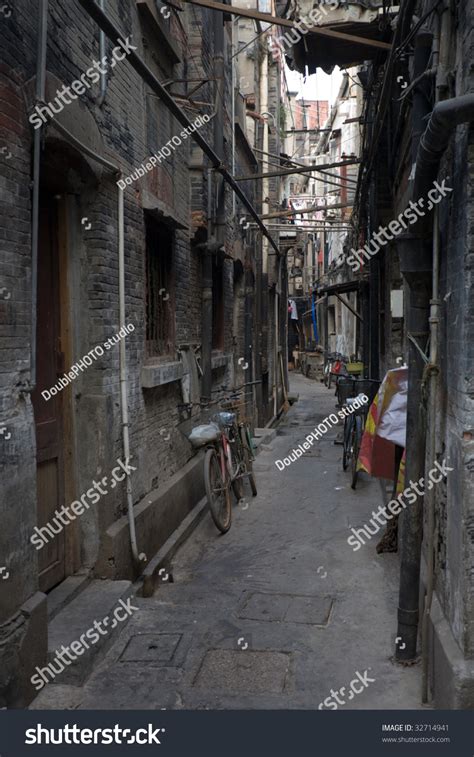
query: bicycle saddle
188 423 220 448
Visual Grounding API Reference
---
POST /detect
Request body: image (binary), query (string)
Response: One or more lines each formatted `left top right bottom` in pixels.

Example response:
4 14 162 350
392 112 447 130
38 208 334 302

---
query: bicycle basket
346 361 364 375
337 377 356 406
211 411 236 429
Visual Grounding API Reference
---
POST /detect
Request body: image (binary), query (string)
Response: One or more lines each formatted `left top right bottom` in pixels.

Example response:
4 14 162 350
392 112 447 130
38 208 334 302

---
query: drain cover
194 649 291 692
238 591 333 626
119 633 182 664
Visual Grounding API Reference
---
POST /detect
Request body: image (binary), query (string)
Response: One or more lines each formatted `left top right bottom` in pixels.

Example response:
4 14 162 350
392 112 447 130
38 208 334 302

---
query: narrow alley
1 0 474 752
31 373 420 711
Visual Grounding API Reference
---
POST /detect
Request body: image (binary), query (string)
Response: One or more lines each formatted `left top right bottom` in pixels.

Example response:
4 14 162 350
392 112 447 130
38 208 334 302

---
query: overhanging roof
315 279 366 296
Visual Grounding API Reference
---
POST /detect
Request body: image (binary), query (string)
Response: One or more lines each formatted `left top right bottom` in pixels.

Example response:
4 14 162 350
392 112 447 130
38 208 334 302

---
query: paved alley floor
32 372 423 710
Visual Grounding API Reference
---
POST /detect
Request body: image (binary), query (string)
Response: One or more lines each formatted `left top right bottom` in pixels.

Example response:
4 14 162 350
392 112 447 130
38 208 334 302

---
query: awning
315 279 366 296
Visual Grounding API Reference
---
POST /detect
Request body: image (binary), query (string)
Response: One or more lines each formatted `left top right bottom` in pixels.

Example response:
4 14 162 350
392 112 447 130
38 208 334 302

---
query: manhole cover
194 649 290 692
285 595 333 625
119 633 182 664
238 591 333 626
239 592 290 622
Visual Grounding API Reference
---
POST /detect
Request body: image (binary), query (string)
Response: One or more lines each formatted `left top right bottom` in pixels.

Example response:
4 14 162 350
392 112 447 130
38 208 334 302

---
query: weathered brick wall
429 0 474 658
0 12 39 621
0 0 259 580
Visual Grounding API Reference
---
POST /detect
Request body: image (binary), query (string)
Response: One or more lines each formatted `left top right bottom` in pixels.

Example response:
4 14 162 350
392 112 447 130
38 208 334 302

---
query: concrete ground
32 372 423 710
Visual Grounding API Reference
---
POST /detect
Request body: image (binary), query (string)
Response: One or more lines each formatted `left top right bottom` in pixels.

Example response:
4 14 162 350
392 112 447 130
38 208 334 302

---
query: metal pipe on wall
35 119 143 569
421 4 449 703
259 34 269 277
421 204 440 702
30 0 49 391
97 0 108 106
201 168 214 402
118 188 143 568
395 27 434 664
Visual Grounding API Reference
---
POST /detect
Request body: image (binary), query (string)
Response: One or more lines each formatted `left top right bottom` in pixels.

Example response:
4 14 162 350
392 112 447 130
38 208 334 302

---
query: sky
285 66 343 107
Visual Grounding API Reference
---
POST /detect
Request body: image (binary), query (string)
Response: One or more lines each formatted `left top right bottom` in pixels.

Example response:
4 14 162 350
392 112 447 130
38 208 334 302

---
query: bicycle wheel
342 415 352 471
229 436 245 501
241 425 257 496
204 447 231 533
351 415 363 489
328 371 332 390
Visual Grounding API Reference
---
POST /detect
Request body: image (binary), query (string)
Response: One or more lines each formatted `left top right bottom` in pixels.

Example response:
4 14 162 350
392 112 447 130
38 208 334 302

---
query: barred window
145 215 175 358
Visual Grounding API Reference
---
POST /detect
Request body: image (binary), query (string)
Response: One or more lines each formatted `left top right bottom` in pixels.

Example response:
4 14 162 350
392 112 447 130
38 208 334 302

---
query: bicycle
341 379 380 489
324 352 349 389
188 384 258 533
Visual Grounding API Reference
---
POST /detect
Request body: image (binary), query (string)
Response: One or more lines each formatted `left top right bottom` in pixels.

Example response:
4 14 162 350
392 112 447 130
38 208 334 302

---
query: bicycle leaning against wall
340 378 380 489
188 385 258 533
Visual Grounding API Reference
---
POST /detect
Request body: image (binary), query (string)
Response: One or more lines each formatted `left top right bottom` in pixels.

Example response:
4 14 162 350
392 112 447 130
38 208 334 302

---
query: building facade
0 0 287 706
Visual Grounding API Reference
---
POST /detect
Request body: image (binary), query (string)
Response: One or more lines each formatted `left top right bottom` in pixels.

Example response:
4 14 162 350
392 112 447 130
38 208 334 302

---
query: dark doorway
31 196 66 592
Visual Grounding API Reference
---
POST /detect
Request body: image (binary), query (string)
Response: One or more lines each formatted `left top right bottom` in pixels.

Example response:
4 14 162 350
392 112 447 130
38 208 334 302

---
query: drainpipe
96 0 108 106
368 177 379 379
201 170 214 402
420 8 467 703
323 292 328 356
231 15 237 219
395 250 431 662
213 6 225 240
259 35 270 418
118 188 144 568
397 49 474 666
421 203 440 702
395 29 433 663
35 112 143 572
274 258 280 416
30 0 48 391
412 94 474 201
259 38 269 278
244 264 253 419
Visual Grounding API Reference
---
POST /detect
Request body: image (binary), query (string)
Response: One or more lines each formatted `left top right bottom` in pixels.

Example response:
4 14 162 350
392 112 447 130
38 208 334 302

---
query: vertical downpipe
201 168 213 403
396 29 434 663
118 187 142 567
97 0 108 106
31 0 49 390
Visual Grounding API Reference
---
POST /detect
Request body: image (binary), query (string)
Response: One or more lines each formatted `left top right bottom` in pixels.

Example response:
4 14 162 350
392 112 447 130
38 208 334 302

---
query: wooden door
31 197 66 592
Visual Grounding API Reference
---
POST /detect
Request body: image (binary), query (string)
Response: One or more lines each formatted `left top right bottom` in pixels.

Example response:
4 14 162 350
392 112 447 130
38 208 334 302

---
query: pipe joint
397 607 419 626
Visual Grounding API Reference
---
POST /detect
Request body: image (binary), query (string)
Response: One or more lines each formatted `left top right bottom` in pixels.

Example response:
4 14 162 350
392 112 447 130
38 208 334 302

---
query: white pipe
118 187 143 567
259 35 269 276
274 256 280 416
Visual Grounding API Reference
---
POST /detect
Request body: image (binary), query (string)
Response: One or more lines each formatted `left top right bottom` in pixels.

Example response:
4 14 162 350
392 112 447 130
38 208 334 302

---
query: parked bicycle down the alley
188 383 258 533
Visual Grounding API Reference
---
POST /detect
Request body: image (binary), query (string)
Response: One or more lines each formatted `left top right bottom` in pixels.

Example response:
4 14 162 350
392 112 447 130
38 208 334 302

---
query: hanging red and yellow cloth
358 366 408 483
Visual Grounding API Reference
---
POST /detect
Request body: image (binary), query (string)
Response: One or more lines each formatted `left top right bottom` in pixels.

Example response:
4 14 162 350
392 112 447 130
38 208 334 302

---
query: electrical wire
394 0 442 59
